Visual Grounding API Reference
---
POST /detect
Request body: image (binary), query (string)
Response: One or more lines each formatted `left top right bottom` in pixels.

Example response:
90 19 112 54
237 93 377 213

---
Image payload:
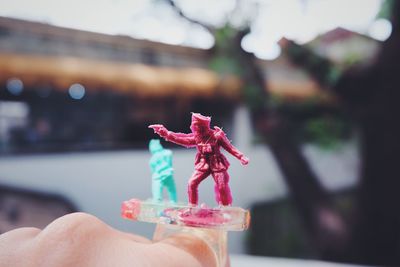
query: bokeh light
6 78 24 95
368 18 392 41
68 83 85 100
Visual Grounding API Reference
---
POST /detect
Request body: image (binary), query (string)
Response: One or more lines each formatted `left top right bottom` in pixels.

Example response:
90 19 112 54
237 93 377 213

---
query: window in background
0 83 235 154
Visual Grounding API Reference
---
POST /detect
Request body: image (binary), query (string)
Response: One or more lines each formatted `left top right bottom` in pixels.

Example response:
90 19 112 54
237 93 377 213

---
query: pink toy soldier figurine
149 113 249 206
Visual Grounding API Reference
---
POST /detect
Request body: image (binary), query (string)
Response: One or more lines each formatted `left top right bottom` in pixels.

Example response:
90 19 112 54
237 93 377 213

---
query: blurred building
0 17 240 153
0 17 379 154
308 27 379 67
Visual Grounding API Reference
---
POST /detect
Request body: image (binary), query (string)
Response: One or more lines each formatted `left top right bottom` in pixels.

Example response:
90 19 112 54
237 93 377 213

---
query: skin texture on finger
0 227 41 242
0 227 41 267
32 212 152 267
0 212 217 267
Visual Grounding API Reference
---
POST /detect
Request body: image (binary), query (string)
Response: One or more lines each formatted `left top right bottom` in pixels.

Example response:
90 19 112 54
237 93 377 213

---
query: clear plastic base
121 198 250 231
121 198 250 267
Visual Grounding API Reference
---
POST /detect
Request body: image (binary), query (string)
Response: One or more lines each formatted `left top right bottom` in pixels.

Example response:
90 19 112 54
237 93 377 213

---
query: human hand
0 212 217 267
240 156 249 165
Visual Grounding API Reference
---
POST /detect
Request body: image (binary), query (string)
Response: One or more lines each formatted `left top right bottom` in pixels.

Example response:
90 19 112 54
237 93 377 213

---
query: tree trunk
345 7 400 263
282 2 400 264
232 30 349 260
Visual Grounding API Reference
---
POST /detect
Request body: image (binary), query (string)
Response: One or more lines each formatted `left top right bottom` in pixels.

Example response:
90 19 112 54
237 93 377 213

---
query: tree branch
280 3 400 107
280 39 338 90
165 0 215 34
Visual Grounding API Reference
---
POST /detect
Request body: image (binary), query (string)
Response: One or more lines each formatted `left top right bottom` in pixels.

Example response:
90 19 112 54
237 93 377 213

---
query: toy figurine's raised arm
214 126 249 165
149 124 196 148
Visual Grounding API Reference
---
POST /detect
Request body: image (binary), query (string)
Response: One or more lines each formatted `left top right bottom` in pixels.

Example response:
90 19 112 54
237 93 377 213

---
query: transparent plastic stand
122 199 250 267
153 224 229 267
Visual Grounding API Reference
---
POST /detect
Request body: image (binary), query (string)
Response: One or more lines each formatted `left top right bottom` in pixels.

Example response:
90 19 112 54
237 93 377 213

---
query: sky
0 0 391 60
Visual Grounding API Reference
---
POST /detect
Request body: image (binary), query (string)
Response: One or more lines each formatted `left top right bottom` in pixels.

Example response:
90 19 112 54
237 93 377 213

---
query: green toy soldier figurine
149 139 177 203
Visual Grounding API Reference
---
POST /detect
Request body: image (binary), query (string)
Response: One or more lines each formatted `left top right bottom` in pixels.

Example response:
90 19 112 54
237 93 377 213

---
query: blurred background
0 0 399 265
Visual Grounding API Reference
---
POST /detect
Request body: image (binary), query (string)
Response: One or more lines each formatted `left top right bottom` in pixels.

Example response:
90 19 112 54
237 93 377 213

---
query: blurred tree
280 0 400 264
377 0 395 19
164 0 400 265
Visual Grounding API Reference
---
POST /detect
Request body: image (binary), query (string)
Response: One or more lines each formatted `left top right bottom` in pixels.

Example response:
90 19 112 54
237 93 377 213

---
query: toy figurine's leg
211 171 232 206
188 170 210 205
165 175 177 203
152 180 163 202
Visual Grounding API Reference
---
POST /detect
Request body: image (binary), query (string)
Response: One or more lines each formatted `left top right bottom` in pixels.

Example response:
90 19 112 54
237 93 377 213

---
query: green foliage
209 24 245 77
268 94 285 108
303 116 350 150
377 0 395 19
327 67 342 85
209 55 242 76
208 23 246 79
243 84 266 110
214 24 237 50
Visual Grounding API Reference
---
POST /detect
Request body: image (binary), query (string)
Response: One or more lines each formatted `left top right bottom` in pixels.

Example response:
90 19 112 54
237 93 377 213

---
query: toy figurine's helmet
190 113 211 131
149 139 163 154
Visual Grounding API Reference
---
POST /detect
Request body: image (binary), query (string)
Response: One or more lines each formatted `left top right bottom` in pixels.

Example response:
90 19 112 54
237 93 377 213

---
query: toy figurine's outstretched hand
149 124 168 137
240 156 250 165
